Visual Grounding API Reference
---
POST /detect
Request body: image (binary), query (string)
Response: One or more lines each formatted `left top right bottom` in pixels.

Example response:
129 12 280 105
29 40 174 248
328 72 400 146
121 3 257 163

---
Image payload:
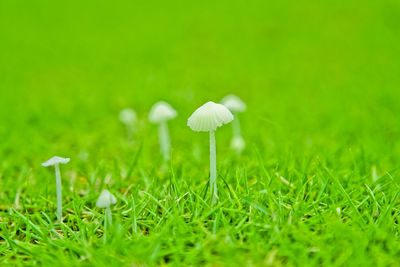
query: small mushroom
96 189 117 208
41 156 70 223
221 95 247 153
148 101 177 161
187 101 233 202
96 189 117 243
230 135 246 152
119 108 137 139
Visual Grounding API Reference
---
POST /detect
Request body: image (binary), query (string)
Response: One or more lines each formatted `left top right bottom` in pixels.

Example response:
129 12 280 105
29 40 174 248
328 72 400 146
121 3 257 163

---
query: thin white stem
231 114 245 153
106 206 112 227
232 114 241 137
104 206 112 244
126 124 133 140
14 186 21 209
55 163 62 223
158 121 170 161
103 212 107 244
209 130 217 202
132 196 137 234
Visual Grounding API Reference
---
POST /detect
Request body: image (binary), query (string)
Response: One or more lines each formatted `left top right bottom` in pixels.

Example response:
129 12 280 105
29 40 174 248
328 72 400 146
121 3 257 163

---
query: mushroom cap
119 108 137 125
148 101 177 123
221 94 247 113
187 101 234 132
41 156 70 167
96 189 117 208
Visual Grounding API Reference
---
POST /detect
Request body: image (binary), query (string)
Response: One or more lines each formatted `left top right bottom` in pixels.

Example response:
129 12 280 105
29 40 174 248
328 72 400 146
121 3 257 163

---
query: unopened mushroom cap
148 101 177 123
41 156 70 167
221 95 247 113
96 189 117 208
119 108 137 125
230 135 246 152
187 101 234 132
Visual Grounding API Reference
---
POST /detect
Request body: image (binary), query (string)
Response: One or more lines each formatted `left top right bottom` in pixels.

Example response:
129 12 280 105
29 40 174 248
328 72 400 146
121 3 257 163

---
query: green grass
1 0 400 266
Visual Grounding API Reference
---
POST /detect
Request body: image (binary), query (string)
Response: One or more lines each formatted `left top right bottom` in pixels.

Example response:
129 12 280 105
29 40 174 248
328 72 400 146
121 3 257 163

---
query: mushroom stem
14 186 21 209
106 206 112 227
158 121 171 161
232 113 241 137
209 130 217 202
126 124 133 140
104 206 112 244
54 163 62 223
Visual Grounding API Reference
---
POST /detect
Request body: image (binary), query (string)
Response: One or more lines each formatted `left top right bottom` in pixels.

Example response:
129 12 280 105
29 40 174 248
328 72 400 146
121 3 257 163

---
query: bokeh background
2 1 400 265
1 0 400 206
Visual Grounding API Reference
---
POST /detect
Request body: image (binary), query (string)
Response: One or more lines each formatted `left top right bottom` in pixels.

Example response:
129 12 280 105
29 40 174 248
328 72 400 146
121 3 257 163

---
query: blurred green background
1 0 400 179
1 0 400 265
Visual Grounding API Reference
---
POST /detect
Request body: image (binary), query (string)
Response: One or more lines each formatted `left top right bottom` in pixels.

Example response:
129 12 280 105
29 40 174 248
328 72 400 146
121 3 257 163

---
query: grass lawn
1 0 400 266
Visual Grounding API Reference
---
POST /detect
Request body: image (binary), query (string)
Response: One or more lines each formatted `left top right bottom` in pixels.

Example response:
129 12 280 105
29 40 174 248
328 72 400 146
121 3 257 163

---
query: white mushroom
96 189 117 208
221 95 247 153
187 101 233 202
41 156 70 167
96 189 117 243
119 108 137 138
230 135 246 152
221 94 247 113
149 101 177 161
41 156 70 223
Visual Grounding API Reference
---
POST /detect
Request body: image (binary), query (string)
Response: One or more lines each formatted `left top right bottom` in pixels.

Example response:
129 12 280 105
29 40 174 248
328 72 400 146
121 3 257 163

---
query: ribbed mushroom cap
187 101 234 132
119 108 137 125
41 156 70 167
148 101 177 123
221 95 247 113
96 189 117 208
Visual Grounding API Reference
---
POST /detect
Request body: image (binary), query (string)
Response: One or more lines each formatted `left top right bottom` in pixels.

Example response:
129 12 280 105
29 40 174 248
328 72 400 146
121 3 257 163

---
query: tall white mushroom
41 156 70 223
96 189 117 243
119 108 137 139
221 95 247 153
187 101 233 202
149 101 177 161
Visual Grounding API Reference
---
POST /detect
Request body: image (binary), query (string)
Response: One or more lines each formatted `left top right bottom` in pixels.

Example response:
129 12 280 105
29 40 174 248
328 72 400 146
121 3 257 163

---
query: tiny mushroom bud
96 189 117 243
119 108 137 138
187 101 233 203
230 135 246 152
221 95 247 153
149 101 177 161
41 156 70 223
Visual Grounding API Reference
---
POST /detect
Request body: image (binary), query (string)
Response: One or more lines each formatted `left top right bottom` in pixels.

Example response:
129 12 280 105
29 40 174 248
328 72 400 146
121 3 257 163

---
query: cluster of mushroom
41 95 246 237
